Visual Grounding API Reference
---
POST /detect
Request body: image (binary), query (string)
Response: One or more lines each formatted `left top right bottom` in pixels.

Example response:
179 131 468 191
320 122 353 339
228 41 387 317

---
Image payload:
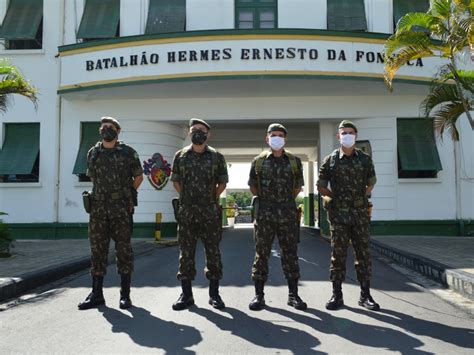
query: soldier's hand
322 196 332 209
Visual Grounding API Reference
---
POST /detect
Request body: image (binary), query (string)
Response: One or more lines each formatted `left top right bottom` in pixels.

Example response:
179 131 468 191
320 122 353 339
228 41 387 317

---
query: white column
120 0 143 36
367 0 393 34
278 0 326 29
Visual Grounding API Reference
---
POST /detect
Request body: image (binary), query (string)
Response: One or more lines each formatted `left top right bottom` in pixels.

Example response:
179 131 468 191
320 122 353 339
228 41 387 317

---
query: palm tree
384 0 474 139
0 58 38 113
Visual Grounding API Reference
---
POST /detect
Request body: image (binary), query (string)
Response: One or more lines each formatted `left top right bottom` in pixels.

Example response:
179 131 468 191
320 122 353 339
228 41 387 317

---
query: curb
0 240 163 303
370 239 474 301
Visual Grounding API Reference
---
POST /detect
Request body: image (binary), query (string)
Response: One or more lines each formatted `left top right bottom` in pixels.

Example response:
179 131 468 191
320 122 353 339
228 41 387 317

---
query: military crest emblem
143 153 171 190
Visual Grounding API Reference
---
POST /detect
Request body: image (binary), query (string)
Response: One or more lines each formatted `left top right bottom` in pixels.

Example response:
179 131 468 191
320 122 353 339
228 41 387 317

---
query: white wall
394 120 457 220
187 0 234 31
457 113 474 220
64 0 84 45
0 0 63 223
278 0 326 29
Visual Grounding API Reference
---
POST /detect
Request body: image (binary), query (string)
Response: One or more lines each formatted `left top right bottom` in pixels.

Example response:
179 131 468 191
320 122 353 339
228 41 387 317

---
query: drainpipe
53 0 66 236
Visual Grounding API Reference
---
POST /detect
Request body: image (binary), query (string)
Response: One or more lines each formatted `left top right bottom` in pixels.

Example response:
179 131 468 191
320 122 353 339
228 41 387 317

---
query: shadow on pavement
347 306 474 349
190 306 324 354
266 306 431 354
99 305 202 353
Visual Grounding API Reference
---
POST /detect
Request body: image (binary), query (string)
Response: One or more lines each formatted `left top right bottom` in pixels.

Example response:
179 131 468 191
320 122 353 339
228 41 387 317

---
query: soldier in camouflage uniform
78 117 144 311
317 120 379 311
248 123 307 311
170 118 228 310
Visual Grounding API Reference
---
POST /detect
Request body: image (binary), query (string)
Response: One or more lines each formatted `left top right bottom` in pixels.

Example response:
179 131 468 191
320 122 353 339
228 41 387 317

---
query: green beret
101 116 121 130
189 118 211 130
267 123 288 135
338 120 357 132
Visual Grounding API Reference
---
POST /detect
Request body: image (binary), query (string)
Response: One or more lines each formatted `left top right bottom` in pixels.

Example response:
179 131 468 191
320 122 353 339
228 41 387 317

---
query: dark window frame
235 0 278 30
0 122 40 183
397 118 442 179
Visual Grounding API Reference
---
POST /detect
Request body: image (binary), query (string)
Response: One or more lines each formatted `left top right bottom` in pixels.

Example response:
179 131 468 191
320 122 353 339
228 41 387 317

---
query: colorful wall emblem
143 153 171 190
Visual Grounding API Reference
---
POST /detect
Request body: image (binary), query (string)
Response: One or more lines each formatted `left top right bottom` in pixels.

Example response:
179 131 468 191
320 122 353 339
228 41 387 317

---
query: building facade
0 0 472 238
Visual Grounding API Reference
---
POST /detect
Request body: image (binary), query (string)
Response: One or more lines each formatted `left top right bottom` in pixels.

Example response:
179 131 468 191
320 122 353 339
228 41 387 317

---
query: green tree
228 191 253 207
0 58 38 113
384 0 474 140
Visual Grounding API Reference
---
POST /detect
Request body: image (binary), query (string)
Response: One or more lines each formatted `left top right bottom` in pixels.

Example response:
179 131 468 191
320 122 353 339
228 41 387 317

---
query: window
327 0 367 32
146 0 186 34
397 118 442 179
0 0 43 50
235 0 277 29
76 0 120 41
393 0 430 30
0 123 40 183
73 122 101 182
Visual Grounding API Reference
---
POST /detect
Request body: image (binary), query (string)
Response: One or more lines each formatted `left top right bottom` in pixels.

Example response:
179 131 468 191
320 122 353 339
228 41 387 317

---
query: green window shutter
0 0 43 40
393 0 430 27
397 119 442 171
76 0 120 39
327 0 367 31
0 123 39 175
146 0 186 34
73 122 101 175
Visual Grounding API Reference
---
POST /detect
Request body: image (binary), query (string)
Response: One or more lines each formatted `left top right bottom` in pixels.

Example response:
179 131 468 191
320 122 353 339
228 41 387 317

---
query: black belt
92 190 130 201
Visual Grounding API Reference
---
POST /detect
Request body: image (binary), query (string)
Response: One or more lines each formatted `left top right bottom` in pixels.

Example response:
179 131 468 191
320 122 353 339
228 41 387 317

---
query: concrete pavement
1 226 473 354
1 226 473 305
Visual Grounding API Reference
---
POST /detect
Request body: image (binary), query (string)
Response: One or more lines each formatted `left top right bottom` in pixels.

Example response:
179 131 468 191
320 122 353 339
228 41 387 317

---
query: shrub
0 212 13 257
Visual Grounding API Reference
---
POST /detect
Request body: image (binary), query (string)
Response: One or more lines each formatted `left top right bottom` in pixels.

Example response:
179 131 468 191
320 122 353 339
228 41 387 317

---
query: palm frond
430 0 452 19
0 59 38 112
384 45 434 89
420 83 461 116
432 102 466 140
384 31 435 57
396 12 438 33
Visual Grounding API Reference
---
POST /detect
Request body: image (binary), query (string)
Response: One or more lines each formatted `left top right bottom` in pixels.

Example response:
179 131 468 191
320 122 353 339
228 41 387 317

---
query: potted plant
226 205 237 227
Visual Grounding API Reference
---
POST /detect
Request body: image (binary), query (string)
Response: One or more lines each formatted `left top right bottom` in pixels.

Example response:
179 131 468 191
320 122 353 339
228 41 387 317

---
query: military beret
101 116 121 130
189 118 211 130
267 123 288 135
338 120 357 132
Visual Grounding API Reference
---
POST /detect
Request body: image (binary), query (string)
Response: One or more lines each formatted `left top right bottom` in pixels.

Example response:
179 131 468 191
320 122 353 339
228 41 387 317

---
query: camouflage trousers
330 222 371 282
177 206 223 281
252 218 300 281
88 200 134 277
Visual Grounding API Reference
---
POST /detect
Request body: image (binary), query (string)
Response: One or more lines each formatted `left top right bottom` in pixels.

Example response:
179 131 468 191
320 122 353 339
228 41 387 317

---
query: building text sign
60 37 441 91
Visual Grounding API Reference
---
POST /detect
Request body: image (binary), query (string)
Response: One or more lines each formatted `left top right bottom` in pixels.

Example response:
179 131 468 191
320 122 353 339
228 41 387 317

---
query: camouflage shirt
318 148 376 224
248 150 304 220
87 141 143 196
170 145 228 206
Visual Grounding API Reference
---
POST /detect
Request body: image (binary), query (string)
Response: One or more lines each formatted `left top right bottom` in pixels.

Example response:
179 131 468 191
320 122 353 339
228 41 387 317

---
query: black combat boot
172 280 194 310
325 280 344 310
119 274 132 309
208 279 225 309
78 276 105 310
249 280 265 311
287 278 307 310
358 280 380 311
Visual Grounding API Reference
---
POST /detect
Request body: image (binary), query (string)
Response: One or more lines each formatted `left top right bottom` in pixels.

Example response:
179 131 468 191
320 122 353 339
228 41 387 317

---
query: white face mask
340 133 356 148
268 136 285 151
